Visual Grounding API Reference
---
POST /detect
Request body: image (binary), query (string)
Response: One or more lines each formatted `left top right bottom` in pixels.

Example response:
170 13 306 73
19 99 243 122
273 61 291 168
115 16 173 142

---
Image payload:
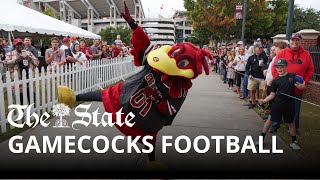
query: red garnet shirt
271 46 314 95
80 46 93 60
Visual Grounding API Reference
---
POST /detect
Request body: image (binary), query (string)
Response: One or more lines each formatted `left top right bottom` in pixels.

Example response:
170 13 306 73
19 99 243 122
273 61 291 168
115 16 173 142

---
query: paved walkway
0 73 309 175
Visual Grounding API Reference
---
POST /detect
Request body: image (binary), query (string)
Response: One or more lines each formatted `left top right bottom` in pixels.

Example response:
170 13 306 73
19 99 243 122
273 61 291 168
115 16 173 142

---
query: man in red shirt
79 38 93 60
271 33 314 133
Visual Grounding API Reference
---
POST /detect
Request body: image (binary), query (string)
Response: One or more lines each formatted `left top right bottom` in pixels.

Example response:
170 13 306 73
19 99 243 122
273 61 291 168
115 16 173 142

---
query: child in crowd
227 55 235 89
257 58 305 150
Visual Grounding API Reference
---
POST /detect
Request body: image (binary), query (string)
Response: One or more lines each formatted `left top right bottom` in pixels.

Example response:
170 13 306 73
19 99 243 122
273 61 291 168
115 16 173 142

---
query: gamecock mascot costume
58 1 212 170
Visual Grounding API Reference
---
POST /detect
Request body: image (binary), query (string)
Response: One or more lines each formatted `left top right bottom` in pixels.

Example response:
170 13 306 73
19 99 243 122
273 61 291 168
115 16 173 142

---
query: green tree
42 8 59 19
293 6 320 32
267 0 289 35
184 0 275 41
185 0 239 41
99 26 132 46
185 28 213 46
245 0 274 39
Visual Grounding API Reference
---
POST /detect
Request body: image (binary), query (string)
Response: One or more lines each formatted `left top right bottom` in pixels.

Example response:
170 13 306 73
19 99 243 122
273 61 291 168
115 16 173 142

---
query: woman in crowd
106 45 114 59
233 46 246 97
72 44 86 65
100 45 108 59
213 49 220 74
228 49 236 86
210 50 216 72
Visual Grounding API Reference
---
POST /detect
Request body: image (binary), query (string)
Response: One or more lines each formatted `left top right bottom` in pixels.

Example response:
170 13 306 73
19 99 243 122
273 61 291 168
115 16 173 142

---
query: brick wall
304 81 320 103
302 39 318 49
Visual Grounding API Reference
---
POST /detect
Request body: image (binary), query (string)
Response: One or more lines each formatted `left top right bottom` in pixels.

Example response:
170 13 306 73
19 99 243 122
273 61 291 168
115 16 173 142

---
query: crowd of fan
0 35 131 74
206 34 314 150
0 35 131 104
207 38 273 104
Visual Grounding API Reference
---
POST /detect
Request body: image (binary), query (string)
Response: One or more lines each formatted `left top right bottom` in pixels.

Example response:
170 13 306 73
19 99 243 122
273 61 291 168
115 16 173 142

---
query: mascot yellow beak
147 45 194 78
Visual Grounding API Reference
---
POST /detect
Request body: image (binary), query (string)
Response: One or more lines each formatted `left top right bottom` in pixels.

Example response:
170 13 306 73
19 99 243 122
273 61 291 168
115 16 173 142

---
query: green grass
219 73 320 161
277 102 320 161
253 99 320 162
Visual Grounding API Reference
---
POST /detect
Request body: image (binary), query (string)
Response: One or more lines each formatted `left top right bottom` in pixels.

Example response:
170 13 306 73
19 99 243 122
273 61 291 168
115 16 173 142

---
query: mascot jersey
120 62 186 132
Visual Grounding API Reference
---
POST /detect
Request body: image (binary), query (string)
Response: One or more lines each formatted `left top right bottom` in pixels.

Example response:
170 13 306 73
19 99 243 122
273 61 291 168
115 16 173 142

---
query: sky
6 0 320 18
141 0 320 18
140 0 185 18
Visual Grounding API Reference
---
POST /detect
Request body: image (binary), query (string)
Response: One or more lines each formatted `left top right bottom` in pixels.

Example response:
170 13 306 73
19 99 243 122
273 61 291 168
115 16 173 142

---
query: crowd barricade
0 56 141 133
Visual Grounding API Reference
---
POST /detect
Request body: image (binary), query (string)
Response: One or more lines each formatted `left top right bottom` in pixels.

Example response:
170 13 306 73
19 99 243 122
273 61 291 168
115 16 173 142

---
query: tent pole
8 31 13 47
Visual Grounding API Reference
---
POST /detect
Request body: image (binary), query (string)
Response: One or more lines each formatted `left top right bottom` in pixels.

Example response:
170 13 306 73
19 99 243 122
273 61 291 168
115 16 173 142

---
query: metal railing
307 46 320 82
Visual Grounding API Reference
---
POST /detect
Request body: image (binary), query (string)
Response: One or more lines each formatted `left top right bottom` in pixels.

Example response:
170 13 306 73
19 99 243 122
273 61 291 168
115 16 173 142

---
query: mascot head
147 42 211 79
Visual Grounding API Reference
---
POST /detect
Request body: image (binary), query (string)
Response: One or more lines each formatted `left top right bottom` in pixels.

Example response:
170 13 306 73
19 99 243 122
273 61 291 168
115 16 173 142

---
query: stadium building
18 0 193 45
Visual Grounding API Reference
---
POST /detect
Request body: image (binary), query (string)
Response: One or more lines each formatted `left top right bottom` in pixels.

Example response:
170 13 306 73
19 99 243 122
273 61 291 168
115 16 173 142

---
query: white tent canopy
0 1 100 39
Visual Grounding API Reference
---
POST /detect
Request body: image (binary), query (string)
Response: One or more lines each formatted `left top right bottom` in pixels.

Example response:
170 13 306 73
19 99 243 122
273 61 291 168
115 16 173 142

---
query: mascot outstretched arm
58 1 212 169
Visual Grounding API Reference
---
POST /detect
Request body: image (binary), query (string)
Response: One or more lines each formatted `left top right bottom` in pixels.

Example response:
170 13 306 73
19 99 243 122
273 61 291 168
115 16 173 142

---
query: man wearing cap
3 38 39 105
60 37 81 66
245 44 268 109
70 36 79 51
256 38 261 43
257 58 304 150
271 33 314 133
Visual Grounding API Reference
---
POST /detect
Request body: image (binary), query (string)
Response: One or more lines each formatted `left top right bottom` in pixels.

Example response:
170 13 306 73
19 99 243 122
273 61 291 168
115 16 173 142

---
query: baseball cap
237 41 243 45
62 37 70 42
290 33 302 39
70 36 77 41
254 44 262 49
275 58 288 66
257 38 261 41
13 38 23 45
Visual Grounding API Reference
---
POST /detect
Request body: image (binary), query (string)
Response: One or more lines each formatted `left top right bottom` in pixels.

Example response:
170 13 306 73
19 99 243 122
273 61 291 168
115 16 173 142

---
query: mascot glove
120 1 134 24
